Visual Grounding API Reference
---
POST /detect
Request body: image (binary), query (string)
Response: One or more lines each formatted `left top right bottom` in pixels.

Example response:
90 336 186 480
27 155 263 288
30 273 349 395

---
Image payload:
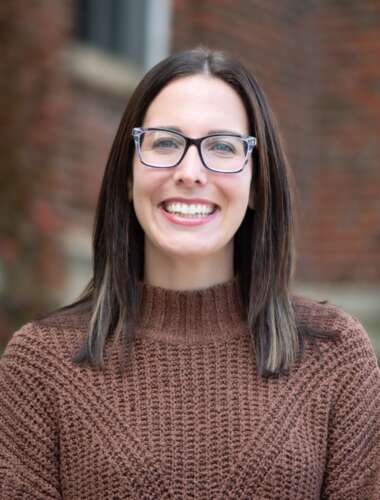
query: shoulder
1 304 92 369
291 293 378 372
292 293 356 334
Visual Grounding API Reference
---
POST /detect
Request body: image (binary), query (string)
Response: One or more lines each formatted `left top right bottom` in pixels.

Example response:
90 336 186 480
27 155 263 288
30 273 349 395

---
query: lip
160 197 219 209
159 205 220 227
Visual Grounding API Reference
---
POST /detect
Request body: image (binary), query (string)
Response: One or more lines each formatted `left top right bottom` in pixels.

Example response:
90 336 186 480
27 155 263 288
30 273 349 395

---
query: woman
1 47 379 499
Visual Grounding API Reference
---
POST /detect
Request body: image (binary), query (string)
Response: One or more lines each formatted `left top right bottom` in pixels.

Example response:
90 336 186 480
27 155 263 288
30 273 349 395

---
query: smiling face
131 74 253 285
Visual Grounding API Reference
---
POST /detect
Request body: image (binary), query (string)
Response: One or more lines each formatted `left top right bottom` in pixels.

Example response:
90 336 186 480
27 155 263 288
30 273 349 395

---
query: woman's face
131 74 253 274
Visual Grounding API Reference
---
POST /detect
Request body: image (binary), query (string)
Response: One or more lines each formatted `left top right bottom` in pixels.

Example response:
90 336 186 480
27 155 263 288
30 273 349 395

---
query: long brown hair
46 47 336 377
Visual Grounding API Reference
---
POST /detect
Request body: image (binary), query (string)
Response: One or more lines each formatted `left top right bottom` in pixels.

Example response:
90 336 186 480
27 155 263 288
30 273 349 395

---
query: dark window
75 0 149 69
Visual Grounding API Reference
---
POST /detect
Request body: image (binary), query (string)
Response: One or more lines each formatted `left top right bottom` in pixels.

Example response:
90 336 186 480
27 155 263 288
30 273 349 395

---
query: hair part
42 46 337 377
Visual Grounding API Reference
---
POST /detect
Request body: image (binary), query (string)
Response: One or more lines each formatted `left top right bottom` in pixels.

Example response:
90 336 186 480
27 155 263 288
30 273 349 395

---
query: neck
144 241 234 291
133 274 248 345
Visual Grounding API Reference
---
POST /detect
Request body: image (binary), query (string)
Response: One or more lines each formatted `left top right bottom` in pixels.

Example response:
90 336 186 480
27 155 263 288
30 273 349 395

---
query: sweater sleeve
0 322 62 499
321 315 380 500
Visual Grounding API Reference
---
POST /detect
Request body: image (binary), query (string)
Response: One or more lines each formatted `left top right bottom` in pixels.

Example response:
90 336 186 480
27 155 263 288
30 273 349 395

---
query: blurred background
1 0 379 357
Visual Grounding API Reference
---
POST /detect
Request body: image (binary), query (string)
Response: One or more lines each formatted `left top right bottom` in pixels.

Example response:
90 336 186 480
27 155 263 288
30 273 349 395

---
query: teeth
163 202 216 217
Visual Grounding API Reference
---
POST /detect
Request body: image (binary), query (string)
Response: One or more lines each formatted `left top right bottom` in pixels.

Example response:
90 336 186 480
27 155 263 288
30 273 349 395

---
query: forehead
143 74 249 133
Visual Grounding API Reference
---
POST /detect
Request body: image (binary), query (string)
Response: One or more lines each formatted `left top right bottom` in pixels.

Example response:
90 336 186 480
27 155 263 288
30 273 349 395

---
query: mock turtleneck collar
134 275 249 345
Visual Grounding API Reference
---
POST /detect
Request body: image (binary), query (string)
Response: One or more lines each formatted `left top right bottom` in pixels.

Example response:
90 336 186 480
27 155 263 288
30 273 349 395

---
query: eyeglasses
132 127 257 173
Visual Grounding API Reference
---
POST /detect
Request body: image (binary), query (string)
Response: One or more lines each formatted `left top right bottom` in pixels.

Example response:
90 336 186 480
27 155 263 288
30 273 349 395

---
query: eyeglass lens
138 130 247 172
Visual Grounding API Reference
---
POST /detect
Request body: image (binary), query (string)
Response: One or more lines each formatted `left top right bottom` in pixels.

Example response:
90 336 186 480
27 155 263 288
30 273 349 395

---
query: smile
159 203 220 227
162 201 217 217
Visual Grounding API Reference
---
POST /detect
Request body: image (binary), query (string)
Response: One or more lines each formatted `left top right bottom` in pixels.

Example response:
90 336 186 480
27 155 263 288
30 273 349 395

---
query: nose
172 144 208 187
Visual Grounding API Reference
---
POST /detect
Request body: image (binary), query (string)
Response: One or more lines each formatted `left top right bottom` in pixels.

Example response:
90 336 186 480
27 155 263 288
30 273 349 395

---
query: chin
161 239 230 262
164 247 216 260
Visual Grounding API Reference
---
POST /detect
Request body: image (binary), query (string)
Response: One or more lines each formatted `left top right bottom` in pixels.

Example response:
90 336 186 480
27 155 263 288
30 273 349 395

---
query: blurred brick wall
0 0 70 343
0 0 126 345
300 1 380 282
172 0 380 282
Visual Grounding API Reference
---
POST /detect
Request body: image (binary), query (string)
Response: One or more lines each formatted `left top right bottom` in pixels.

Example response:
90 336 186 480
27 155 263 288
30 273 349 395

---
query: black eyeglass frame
131 127 257 174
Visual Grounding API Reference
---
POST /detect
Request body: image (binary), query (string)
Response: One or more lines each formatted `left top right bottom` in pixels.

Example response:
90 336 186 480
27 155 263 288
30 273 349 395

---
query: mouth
158 201 220 227
159 201 219 218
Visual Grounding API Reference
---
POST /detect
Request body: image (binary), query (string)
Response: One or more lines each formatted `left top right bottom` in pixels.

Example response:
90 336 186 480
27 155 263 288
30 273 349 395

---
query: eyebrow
154 125 243 135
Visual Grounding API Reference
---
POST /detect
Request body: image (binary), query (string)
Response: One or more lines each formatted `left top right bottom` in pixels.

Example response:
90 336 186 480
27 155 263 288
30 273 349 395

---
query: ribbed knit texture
1 276 379 499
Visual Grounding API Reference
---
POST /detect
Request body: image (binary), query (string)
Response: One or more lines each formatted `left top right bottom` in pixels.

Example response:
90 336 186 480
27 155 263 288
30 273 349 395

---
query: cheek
224 174 252 232
132 159 154 199
222 170 252 207
132 163 169 218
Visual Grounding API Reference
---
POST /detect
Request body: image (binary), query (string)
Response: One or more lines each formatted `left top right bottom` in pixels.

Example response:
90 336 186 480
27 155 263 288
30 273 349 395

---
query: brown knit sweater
1 277 379 499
